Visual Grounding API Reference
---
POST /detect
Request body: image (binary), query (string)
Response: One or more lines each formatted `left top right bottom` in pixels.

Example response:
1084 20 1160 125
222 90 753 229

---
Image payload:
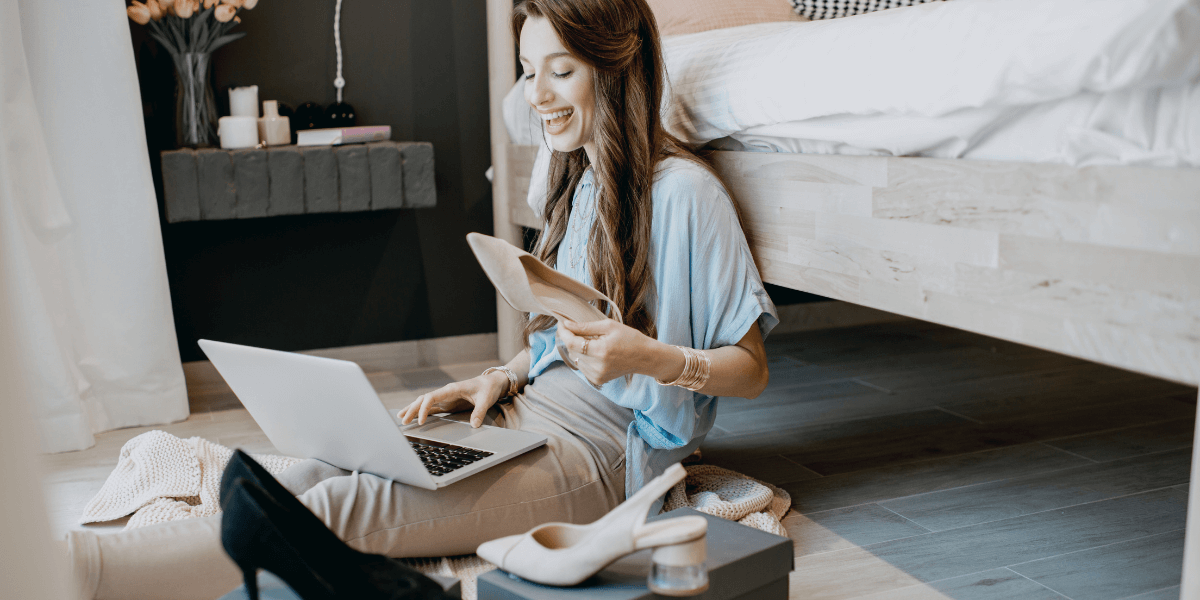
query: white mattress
720 81 1200 167
504 0 1200 213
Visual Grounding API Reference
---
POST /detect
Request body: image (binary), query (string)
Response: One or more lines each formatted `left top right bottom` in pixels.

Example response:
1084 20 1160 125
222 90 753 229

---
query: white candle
218 116 259 149
229 85 259 118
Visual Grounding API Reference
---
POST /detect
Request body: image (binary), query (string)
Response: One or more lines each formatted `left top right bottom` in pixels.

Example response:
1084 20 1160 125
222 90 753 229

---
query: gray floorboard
850 568 1069 600
704 408 1050 473
784 504 931 558
776 398 1190 476
720 378 892 414
765 325 971 362
857 355 1102 395
936 378 1191 423
981 399 1195 445
715 389 931 436
1010 529 1187 600
702 454 822 484
1043 419 1197 463
878 449 1191 532
790 489 1187 599
1117 586 1182 600
861 361 1142 402
762 356 869 390
782 443 1088 514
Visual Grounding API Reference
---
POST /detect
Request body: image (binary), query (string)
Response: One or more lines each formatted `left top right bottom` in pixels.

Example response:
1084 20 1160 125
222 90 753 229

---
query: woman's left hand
557 318 657 387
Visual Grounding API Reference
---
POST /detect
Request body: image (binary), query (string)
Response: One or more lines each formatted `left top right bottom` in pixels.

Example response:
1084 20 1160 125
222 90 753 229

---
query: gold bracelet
655 346 710 392
482 366 520 398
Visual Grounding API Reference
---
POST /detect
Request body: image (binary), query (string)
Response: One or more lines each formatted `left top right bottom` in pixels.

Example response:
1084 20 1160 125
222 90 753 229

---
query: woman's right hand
397 371 510 428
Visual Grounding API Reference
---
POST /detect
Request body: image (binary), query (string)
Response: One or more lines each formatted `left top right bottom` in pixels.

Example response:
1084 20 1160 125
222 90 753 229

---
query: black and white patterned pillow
790 0 946 20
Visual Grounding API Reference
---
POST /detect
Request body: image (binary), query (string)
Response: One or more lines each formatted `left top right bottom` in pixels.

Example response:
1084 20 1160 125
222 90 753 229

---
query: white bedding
504 0 1200 214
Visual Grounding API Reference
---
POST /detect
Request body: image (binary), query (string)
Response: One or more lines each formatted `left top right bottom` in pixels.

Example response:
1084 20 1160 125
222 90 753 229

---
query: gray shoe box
476 508 792 600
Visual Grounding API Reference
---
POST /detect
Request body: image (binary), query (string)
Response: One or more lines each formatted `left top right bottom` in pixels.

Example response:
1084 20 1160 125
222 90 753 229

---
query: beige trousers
67 365 633 600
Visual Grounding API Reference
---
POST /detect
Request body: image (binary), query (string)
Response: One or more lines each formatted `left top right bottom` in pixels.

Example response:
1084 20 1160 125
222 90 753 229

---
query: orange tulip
174 0 194 18
221 0 244 7
159 0 176 8
127 1 151 24
213 3 235 21
145 0 164 20
203 0 219 9
242 0 257 9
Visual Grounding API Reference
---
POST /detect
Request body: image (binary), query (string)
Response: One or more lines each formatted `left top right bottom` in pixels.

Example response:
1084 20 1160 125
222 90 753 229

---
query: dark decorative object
324 102 357 128
273 102 296 143
294 102 325 131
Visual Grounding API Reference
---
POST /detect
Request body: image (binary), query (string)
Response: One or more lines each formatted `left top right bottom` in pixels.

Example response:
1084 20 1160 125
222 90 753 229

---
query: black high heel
220 477 453 600
219 449 294 512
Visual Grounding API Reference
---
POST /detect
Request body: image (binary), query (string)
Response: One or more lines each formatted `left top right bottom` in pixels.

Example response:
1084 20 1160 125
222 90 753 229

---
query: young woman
66 1 775 598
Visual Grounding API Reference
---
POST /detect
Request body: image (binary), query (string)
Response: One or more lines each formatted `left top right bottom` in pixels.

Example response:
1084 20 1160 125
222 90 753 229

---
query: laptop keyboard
407 438 494 477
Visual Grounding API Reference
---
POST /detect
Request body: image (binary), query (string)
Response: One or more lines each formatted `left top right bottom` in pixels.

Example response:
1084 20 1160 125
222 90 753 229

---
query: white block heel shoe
466 232 622 371
476 463 709 596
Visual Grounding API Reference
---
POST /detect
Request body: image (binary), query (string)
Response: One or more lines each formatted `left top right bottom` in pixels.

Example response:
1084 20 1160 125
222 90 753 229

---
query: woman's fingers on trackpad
399 394 427 424
416 393 441 425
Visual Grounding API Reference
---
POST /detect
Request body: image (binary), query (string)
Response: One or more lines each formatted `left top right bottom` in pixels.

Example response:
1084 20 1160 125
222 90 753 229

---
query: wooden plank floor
703 320 1196 600
40 320 1197 599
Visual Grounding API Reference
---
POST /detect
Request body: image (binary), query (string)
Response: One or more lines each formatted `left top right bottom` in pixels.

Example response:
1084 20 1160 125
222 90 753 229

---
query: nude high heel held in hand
476 463 709 596
467 233 621 370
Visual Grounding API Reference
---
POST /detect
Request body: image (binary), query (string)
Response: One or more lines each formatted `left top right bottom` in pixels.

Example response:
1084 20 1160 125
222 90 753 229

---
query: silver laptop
198 339 547 490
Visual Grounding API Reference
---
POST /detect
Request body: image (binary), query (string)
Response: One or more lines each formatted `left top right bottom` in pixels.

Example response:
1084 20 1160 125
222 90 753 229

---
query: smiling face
519 17 597 163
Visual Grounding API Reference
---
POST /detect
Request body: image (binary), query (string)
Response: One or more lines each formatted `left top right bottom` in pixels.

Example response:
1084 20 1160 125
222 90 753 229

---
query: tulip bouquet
126 0 258 50
126 0 261 147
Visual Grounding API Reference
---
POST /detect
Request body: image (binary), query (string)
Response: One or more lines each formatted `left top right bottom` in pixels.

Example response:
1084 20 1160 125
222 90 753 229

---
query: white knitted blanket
80 430 301 529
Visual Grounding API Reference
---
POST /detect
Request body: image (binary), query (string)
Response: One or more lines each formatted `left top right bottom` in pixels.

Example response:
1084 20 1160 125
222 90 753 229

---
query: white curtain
2 0 189 453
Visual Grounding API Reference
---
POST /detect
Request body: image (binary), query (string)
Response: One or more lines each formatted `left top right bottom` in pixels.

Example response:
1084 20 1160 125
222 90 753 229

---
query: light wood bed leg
1183 385 1200 600
486 0 525 360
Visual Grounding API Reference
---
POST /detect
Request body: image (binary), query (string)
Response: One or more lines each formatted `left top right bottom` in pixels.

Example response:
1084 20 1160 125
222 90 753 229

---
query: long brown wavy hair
514 0 712 345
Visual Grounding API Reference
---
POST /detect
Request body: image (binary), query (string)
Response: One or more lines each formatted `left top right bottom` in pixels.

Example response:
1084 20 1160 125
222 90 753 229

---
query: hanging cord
333 0 345 103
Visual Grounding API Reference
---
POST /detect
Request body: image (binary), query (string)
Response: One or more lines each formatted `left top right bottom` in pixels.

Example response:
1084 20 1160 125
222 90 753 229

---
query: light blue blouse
526 157 779 497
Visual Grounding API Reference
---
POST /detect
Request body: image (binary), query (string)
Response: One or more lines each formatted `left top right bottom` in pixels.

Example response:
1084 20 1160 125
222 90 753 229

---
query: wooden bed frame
485 0 1200 592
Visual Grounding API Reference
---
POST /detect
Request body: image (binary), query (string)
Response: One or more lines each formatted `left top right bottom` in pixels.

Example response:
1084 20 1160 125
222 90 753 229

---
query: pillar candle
229 85 259 118
218 116 259 149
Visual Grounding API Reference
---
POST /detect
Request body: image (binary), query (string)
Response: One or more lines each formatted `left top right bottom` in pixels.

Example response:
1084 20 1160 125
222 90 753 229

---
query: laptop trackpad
401 417 485 445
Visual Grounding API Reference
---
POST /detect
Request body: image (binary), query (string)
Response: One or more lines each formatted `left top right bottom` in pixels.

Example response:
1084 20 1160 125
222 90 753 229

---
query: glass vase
173 52 217 148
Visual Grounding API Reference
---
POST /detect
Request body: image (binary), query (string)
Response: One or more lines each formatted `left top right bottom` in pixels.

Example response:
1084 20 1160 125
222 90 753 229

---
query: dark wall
133 0 498 362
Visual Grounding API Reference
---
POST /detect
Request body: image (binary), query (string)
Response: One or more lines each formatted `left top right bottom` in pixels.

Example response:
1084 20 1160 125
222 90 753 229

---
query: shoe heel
648 536 708 597
240 565 260 600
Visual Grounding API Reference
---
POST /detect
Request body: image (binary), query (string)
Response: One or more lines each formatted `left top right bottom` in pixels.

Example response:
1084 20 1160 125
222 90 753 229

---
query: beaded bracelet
655 346 711 392
482 366 520 398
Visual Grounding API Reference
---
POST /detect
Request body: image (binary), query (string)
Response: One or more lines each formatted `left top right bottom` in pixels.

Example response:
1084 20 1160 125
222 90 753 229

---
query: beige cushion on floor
663 464 792 537
647 0 809 37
